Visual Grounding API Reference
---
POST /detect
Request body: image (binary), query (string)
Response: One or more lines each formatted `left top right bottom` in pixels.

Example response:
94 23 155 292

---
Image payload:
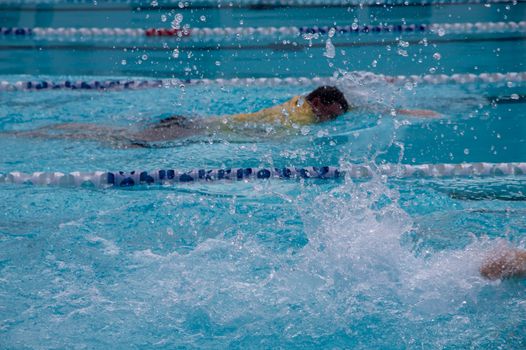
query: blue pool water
1 1 526 348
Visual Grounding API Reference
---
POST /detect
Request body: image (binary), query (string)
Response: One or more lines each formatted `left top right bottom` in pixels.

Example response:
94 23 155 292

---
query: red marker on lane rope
145 28 191 37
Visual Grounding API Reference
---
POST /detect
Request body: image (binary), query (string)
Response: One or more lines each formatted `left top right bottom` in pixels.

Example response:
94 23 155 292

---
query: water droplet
215 61 221 66
172 48 179 58
151 0 158 6
433 52 441 60
371 60 377 67
437 28 446 37
429 67 436 73
464 148 470 155
296 97 305 107
171 13 183 29
328 27 336 38
121 59 127 65
317 129 328 137
511 93 519 100
141 54 148 60
324 39 336 58
200 15 206 22
161 14 167 22
404 82 413 90
397 49 408 57
351 23 358 30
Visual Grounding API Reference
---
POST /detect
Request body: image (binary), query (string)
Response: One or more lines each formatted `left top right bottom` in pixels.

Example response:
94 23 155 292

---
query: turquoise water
1 76 526 348
1 1 526 349
1 2 525 77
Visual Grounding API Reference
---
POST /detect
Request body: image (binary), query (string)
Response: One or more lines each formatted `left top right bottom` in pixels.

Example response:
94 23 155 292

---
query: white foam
86 235 120 256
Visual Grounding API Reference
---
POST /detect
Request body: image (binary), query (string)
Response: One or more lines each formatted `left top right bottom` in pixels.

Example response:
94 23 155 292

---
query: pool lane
1 2 525 28
0 33 524 78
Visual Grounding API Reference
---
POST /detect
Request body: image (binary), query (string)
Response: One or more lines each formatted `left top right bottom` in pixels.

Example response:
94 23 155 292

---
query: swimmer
6 86 438 147
480 246 526 280
130 85 353 145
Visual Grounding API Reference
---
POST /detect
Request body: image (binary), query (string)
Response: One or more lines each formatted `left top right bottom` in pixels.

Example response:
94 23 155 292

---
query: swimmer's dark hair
306 86 349 112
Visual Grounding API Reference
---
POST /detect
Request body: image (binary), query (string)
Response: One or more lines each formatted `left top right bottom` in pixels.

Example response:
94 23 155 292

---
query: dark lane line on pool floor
1 35 525 52
489 94 526 105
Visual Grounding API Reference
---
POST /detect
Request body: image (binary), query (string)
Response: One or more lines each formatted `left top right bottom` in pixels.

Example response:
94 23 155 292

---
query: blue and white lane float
1 71 525 92
1 21 525 39
1 163 525 188
0 0 520 7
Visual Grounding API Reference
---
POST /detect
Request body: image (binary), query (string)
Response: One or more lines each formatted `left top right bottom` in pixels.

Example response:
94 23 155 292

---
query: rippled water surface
1 75 525 348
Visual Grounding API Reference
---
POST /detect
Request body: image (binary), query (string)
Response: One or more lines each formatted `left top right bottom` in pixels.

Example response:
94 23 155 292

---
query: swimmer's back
227 95 317 126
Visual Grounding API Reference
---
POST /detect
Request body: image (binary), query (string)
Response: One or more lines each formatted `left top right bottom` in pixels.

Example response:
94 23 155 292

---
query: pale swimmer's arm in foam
480 246 526 280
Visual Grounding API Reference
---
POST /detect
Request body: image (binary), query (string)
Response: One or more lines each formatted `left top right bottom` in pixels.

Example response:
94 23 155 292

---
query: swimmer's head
306 86 349 122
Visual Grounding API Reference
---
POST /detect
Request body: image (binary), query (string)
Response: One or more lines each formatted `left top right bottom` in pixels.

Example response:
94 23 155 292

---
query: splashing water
323 28 337 59
1 74 526 348
323 39 336 59
62 176 510 348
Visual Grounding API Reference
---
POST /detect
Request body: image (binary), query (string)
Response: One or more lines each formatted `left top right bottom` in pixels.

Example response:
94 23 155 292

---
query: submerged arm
396 109 441 118
5 122 124 139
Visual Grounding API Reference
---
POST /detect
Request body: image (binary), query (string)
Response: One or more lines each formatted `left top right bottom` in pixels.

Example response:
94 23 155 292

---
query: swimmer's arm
356 102 440 118
480 248 526 280
396 109 441 118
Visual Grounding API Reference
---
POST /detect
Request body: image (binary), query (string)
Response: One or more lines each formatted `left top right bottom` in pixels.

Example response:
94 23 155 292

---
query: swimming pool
1 0 526 348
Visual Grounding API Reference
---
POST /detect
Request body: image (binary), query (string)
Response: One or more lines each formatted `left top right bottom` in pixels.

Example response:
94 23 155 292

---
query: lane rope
1 71 525 92
1 163 525 188
2 0 524 10
0 0 521 8
1 21 525 39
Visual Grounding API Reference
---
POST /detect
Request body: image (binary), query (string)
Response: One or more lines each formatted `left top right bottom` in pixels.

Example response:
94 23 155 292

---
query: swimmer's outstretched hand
480 247 526 280
396 109 441 118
